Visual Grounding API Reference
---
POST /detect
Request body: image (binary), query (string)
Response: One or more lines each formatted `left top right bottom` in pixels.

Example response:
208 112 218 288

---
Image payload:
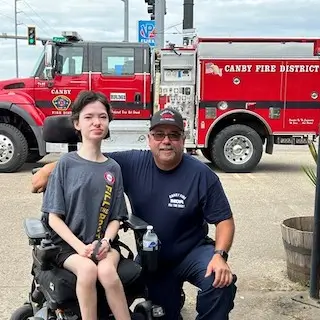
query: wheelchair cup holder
140 247 159 274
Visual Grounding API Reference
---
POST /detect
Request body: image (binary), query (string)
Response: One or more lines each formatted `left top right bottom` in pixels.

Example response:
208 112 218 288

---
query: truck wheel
211 124 263 173
200 148 213 162
0 123 28 173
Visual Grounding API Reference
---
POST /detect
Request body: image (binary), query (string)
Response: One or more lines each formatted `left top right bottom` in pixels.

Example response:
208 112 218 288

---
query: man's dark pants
140 243 237 320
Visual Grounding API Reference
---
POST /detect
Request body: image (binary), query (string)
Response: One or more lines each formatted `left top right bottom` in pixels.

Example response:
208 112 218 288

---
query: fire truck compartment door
158 49 197 147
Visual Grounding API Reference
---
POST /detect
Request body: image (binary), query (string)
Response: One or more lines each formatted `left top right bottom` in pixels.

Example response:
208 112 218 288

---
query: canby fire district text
223 64 320 73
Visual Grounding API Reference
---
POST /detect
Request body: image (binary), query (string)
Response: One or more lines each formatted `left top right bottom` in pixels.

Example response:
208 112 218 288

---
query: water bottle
142 225 158 251
141 225 158 273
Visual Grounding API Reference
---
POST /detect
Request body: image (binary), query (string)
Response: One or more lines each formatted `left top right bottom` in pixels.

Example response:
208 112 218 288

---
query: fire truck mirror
44 42 54 67
44 42 55 80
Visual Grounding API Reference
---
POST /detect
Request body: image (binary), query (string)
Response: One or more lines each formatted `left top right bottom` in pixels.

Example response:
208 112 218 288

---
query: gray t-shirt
41 151 128 245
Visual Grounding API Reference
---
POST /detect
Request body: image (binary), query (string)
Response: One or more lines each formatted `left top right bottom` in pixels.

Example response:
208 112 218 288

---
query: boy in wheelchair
40 90 132 320
11 91 164 320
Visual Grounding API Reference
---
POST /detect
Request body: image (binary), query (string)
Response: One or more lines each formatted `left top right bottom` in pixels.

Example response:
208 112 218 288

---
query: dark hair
70 90 113 122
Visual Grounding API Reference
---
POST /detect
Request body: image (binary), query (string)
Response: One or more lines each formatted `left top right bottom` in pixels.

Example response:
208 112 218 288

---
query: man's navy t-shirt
107 150 232 267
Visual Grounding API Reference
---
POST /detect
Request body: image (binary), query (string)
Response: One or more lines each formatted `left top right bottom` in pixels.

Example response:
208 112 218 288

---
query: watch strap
214 249 228 261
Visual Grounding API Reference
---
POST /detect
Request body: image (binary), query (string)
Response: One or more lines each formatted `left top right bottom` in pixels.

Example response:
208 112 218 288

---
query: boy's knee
77 259 98 284
98 262 119 287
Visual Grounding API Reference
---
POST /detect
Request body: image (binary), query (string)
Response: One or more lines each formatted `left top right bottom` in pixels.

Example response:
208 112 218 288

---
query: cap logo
160 110 175 122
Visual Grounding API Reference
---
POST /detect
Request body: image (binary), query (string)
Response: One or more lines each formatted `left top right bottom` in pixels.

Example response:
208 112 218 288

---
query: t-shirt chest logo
104 172 115 185
168 193 186 209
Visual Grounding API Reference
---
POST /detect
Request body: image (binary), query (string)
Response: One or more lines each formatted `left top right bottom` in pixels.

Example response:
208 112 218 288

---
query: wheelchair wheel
131 312 147 320
10 303 33 320
180 290 186 310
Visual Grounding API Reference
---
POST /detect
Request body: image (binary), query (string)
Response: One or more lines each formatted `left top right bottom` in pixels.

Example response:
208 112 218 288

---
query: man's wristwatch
214 250 228 261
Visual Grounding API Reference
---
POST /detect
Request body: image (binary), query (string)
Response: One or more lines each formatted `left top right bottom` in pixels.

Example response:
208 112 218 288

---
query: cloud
0 0 319 80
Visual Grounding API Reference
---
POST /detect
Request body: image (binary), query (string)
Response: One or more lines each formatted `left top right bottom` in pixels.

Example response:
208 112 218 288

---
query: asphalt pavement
1 144 320 320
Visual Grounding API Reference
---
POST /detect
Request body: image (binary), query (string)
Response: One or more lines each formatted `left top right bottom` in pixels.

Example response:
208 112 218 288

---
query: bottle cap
147 225 153 230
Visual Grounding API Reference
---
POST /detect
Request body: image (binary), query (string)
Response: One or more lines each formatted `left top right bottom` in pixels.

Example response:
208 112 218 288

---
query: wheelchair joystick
41 232 53 247
34 233 61 271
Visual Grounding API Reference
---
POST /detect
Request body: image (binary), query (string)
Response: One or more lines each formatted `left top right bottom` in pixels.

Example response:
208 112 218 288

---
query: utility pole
154 0 165 49
182 0 195 46
120 0 129 42
14 0 19 77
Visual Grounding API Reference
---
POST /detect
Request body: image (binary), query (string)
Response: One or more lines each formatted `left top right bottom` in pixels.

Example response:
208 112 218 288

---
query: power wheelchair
10 115 169 320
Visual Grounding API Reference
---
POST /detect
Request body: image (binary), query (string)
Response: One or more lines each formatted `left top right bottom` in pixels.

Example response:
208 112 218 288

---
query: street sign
138 20 155 48
53 36 66 42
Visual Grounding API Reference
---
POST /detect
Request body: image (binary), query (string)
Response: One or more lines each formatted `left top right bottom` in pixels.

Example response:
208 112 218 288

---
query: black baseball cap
150 108 184 131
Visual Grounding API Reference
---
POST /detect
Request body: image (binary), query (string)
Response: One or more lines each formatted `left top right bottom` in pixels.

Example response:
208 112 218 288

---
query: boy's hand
77 243 94 258
91 240 110 261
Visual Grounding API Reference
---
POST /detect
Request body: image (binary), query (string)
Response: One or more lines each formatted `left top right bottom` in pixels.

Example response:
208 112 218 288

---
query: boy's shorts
55 241 122 268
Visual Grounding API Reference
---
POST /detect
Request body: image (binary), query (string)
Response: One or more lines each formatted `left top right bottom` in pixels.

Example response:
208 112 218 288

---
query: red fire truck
0 31 320 173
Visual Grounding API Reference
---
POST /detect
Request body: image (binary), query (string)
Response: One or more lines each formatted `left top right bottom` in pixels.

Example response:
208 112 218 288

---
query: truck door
89 42 152 120
283 60 320 136
34 43 89 117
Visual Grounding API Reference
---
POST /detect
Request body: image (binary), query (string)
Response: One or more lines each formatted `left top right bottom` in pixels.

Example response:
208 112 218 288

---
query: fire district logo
52 95 71 111
104 172 115 185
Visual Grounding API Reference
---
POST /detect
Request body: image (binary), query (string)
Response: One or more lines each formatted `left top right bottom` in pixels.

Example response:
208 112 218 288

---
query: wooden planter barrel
281 216 314 286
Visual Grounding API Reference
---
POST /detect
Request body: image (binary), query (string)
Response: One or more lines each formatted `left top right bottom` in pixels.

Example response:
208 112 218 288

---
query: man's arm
31 162 57 193
200 175 235 288
205 217 235 288
214 216 235 253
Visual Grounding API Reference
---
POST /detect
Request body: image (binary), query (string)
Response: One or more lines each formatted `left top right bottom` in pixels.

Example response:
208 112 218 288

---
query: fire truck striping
35 100 153 110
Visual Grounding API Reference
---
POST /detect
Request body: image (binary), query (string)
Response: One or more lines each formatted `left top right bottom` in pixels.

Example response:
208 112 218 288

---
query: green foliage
302 140 318 187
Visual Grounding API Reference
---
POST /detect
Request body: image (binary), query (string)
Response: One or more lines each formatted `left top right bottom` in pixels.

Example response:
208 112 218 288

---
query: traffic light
27 26 36 46
145 0 155 20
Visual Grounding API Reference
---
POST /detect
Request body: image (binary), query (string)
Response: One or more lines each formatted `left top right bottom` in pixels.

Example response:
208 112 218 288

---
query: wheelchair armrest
24 218 47 245
123 213 149 231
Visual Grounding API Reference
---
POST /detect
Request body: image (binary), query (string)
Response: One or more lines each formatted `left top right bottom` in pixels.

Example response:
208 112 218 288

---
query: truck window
101 47 134 75
58 46 84 75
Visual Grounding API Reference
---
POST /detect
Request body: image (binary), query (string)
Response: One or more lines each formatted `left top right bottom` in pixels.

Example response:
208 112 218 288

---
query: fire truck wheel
201 148 213 162
0 123 28 173
211 124 263 173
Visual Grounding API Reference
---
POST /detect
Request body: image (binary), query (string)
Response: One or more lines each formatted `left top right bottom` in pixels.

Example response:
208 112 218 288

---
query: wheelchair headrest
43 115 110 143
43 115 80 143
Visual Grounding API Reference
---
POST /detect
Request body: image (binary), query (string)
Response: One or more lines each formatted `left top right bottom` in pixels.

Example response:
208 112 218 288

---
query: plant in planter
302 140 318 187
280 140 317 286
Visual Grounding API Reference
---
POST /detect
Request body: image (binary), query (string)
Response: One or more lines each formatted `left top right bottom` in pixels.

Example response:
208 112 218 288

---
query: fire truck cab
1 31 320 173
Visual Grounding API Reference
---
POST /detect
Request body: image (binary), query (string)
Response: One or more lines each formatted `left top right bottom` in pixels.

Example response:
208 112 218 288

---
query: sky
0 0 320 80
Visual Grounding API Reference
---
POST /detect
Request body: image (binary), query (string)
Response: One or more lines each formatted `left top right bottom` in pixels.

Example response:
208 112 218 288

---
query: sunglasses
150 132 183 141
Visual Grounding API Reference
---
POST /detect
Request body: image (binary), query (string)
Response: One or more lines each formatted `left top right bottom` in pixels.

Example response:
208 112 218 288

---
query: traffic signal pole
154 0 165 49
182 0 195 46
120 0 129 42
